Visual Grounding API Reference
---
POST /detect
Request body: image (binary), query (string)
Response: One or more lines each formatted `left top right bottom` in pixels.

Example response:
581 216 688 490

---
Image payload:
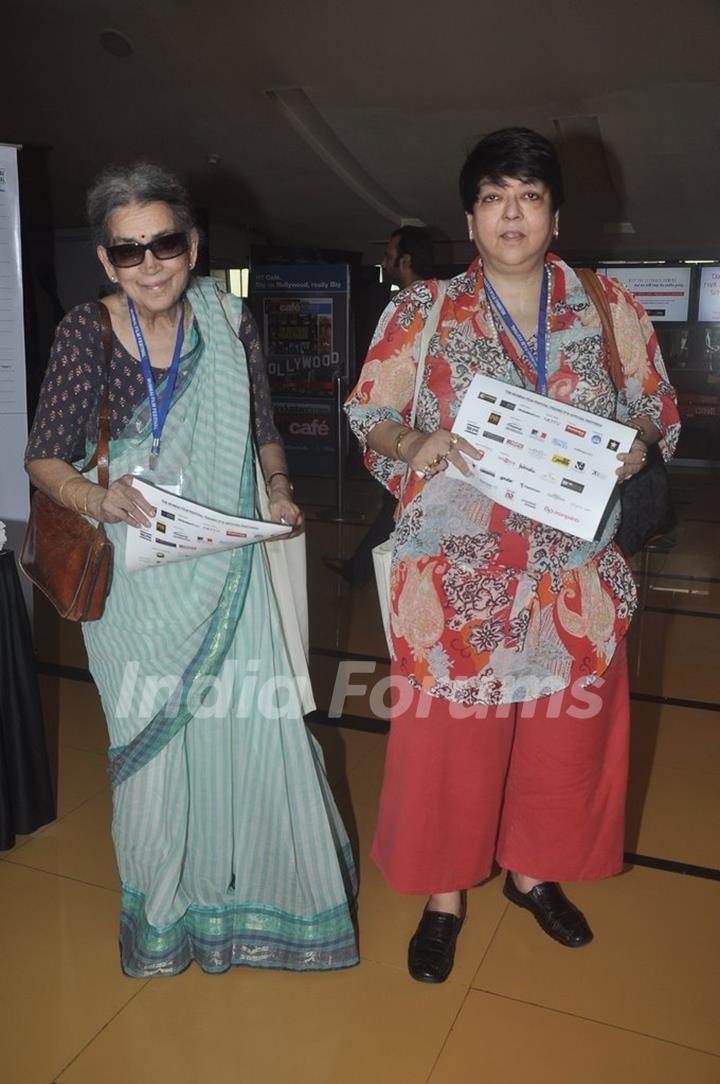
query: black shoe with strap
502 872 593 948
408 905 465 983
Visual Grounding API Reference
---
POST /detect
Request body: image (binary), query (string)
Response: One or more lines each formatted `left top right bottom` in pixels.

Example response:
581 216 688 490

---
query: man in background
325 226 434 588
381 225 434 293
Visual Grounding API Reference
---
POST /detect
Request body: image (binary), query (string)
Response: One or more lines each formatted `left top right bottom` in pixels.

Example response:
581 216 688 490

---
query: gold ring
449 433 459 447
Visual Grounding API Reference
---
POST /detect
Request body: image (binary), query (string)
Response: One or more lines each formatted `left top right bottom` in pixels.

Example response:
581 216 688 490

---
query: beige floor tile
58 958 466 1084
55 743 108 817
628 611 719 702
625 762 720 867
8 789 119 891
310 721 387 779
637 573 720 615
56 677 109 754
473 866 720 1055
0 862 141 1084
312 721 385 888
7 743 109 858
34 590 89 669
429 989 720 1084
629 700 720 774
310 651 390 719
635 521 720 581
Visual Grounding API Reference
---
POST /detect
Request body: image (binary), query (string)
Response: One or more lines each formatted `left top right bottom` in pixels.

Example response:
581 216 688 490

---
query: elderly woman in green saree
25 163 357 976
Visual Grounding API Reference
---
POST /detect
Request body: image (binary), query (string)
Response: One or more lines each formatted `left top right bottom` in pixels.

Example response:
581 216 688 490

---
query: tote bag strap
409 280 447 427
398 280 447 497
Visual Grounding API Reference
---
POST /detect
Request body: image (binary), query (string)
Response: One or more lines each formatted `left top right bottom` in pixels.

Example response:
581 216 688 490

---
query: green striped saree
82 279 357 976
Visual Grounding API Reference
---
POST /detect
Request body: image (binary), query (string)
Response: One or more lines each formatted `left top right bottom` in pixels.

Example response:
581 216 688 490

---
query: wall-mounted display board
597 263 720 462
698 266 720 323
598 265 692 322
0 144 30 556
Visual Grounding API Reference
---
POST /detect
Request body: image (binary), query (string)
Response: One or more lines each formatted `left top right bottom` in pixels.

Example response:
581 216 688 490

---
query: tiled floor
2 469 719 1084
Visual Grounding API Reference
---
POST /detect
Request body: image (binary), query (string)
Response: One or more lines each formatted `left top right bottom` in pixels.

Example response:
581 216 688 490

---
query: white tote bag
221 291 315 714
255 470 315 715
372 282 447 653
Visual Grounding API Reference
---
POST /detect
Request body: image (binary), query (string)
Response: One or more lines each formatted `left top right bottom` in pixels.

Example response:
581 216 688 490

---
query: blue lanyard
127 298 185 467
484 270 549 396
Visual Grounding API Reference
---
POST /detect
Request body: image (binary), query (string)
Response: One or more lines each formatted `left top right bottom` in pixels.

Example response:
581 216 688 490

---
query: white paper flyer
446 374 636 541
125 480 291 572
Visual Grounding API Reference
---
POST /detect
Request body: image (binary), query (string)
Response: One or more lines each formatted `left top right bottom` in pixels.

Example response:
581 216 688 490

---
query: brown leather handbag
20 303 114 621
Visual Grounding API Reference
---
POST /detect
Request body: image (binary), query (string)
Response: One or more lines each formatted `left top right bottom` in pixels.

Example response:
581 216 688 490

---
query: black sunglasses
106 231 189 269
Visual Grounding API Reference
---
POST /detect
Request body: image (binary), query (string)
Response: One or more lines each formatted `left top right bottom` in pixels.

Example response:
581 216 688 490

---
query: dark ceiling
5 0 720 266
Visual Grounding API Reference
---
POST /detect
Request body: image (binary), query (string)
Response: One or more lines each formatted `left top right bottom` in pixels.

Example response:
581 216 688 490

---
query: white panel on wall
0 144 30 561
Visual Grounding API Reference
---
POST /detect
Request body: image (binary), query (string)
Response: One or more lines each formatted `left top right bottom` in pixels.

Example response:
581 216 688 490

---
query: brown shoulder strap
81 302 112 488
577 268 623 391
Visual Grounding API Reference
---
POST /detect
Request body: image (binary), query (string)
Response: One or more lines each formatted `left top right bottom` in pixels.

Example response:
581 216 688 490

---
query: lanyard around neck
484 269 549 396
127 298 185 467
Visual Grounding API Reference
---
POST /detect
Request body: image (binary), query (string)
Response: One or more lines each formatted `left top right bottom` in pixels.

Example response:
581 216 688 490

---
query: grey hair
86 162 196 247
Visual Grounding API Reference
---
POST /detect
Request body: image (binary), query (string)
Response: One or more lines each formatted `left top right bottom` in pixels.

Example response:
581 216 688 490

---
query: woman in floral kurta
345 127 679 983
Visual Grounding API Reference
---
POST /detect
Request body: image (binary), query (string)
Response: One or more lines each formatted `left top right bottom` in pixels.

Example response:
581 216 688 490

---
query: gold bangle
266 472 294 495
395 427 412 462
57 477 76 507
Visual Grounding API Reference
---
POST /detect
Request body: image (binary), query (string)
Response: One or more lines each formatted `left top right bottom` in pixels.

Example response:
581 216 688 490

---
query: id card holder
129 462 185 497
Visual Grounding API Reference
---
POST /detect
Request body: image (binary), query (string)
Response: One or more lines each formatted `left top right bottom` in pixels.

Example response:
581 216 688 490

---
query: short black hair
392 225 434 279
459 127 564 214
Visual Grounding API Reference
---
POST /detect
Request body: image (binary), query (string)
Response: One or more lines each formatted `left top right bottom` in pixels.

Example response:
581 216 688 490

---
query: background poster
262 296 334 397
250 265 349 476
250 265 349 398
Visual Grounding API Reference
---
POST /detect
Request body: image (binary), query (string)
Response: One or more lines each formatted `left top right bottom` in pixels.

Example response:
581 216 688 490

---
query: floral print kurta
345 255 680 705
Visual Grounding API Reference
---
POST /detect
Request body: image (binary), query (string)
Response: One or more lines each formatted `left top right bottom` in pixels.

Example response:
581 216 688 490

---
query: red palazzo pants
371 642 629 893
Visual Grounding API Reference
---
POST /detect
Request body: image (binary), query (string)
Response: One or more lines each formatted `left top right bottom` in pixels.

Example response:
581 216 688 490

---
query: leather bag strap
81 302 113 488
409 280 447 428
577 268 623 391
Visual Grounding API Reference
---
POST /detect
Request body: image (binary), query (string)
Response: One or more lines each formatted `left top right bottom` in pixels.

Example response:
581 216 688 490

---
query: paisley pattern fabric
345 255 680 705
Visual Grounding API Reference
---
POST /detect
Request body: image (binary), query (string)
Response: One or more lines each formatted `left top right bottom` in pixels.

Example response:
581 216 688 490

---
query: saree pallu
83 279 357 976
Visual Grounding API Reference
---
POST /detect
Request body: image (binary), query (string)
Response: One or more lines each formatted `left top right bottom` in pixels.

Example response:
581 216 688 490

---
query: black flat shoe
408 906 465 983
502 872 593 948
